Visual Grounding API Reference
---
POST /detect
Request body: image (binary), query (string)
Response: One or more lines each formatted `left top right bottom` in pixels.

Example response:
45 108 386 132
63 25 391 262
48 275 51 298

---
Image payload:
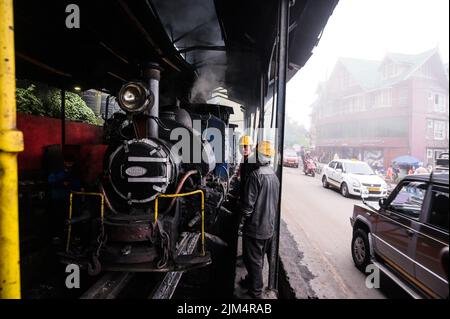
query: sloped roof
393 48 441 80
384 48 437 66
338 58 382 89
337 48 444 91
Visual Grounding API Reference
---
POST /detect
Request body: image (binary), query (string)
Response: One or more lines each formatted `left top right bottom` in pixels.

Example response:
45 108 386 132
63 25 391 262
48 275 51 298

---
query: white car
321 159 388 198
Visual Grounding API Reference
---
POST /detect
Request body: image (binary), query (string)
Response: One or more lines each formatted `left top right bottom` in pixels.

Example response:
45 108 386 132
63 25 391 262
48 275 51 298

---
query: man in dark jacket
239 141 280 298
237 135 257 199
229 135 259 205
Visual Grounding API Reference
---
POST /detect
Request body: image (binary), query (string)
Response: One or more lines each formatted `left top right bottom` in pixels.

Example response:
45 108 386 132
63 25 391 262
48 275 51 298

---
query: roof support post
269 0 290 292
105 95 110 121
258 72 266 144
61 89 66 146
0 0 24 299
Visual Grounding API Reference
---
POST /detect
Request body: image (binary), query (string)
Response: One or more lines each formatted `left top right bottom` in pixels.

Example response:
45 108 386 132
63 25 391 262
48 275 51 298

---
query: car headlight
351 179 361 187
118 81 154 113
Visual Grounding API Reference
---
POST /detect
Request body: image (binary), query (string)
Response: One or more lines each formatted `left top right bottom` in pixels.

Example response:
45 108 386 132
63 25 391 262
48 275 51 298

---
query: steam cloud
190 66 225 103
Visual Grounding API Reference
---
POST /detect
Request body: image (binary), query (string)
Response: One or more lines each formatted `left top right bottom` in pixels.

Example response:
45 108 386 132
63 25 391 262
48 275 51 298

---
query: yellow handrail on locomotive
66 191 105 253
0 0 24 299
154 190 205 256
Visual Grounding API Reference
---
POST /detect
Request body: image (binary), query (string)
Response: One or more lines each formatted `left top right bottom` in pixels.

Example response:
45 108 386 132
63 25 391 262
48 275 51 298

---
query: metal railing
154 190 205 256
66 191 105 253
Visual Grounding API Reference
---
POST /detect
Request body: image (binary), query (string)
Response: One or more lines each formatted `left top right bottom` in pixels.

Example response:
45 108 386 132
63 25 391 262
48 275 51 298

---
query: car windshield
284 150 297 157
345 162 375 175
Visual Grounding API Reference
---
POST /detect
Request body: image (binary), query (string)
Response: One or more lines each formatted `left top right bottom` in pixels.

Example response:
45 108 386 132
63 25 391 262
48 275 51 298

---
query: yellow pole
0 0 24 299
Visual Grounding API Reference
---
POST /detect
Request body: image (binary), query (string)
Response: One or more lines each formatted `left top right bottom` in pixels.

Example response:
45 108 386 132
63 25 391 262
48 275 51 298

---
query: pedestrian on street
299 146 305 169
393 164 400 182
386 165 394 182
238 141 280 299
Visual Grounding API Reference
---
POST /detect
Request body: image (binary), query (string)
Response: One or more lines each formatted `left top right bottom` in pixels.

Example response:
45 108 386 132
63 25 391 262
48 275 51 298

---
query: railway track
80 232 201 299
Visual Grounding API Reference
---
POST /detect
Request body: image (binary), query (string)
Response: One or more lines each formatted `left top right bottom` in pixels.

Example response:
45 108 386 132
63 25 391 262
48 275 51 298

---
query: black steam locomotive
61 64 237 274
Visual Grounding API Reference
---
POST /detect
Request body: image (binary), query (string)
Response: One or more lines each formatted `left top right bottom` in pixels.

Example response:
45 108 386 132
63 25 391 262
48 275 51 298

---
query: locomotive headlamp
118 81 154 113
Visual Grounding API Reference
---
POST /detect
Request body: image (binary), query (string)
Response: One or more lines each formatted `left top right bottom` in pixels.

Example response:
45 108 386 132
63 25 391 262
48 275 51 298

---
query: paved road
280 167 386 299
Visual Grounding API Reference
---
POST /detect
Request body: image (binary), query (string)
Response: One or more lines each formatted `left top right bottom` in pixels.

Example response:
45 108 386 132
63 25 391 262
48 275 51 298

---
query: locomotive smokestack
144 62 161 138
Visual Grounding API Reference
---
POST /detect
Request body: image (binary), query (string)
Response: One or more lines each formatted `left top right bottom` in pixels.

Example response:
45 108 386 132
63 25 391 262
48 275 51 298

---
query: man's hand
238 218 245 236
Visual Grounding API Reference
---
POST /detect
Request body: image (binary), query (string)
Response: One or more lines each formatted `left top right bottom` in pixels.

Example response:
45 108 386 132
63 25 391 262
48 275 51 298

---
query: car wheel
322 175 329 188
341 182 349 197
351 229 371 272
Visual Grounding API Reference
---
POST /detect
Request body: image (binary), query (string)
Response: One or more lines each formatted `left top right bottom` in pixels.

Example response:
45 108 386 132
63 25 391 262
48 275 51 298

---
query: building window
434 120 446 140
341 71 350 89
374 89 392 107
427 119 434 128
358 96 366 111
427 149 433 158
433 93 446 112
383 63 399 79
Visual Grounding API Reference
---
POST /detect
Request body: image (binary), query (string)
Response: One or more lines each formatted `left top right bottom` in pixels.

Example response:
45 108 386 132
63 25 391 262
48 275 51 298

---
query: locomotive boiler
60 63 236 274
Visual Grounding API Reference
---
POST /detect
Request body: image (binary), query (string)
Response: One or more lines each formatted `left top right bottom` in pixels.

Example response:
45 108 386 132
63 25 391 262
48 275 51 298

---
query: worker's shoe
239 276 251 289
246 291 263 299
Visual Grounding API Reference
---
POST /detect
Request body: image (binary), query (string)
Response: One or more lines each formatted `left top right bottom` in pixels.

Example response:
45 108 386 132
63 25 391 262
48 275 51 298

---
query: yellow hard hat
239 135 253 146
257 140 275 157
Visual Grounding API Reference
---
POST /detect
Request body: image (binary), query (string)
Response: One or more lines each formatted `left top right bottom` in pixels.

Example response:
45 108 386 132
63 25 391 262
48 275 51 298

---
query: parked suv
350 172 449 298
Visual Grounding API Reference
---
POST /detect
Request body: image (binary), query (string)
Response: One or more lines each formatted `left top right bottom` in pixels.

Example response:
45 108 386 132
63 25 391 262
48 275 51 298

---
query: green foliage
284 117 310 147
16 85 45 116
46 89 98 125
16 83 99 125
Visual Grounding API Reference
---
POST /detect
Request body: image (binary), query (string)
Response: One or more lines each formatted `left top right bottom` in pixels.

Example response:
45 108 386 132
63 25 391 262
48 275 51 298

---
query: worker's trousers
242 235 272 297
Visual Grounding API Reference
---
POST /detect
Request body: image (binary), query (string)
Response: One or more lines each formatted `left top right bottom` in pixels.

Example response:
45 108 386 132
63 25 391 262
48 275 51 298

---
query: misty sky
286 0 450 129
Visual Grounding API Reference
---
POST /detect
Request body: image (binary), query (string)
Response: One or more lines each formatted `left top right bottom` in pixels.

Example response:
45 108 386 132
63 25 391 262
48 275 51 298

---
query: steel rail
79 232 199 299
150 232 200 299
80 272 135 299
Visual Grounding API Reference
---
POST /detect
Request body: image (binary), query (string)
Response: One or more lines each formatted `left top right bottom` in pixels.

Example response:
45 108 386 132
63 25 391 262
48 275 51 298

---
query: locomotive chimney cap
143 62 163 71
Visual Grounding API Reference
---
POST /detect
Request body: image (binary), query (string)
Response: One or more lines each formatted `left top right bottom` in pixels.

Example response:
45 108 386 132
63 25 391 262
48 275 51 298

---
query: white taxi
321 159 388 198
